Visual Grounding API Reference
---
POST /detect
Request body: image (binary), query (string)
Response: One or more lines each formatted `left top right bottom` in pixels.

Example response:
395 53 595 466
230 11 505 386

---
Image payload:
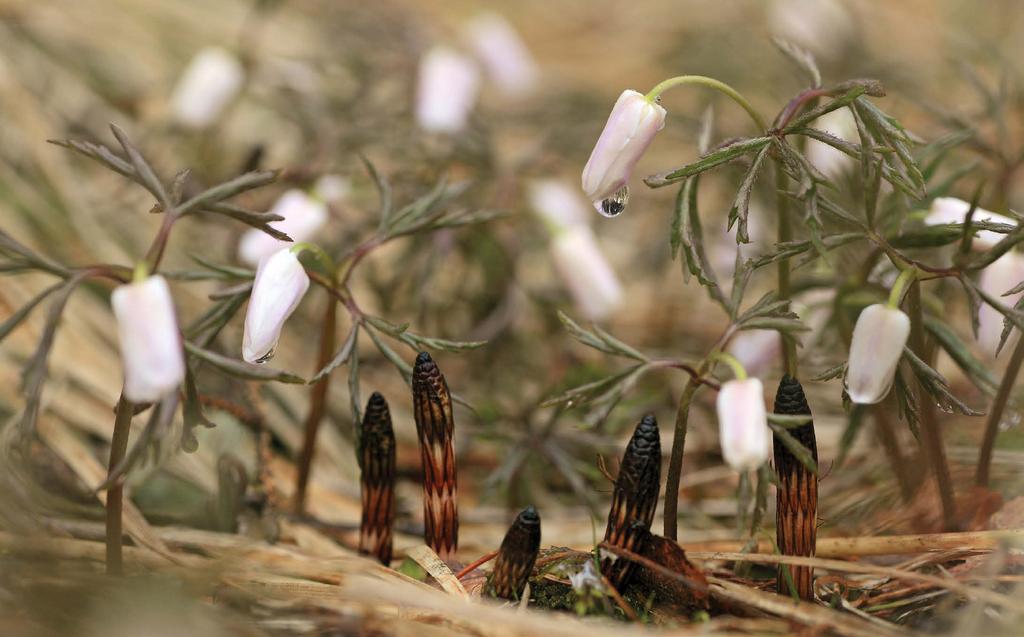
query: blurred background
1 0 1024 634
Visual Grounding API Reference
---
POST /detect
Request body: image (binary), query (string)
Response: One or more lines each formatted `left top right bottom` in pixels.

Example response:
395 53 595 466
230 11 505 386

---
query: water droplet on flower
254 349 275 364
594 185 629 218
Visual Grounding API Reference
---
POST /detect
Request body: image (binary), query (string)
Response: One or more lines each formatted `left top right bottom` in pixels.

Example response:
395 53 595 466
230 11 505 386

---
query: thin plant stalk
293 296 338 514
906 281 957 530
105 393 133 575
976 334 1024 487
664 374 702 540
872 403 916 503
775 168 798 378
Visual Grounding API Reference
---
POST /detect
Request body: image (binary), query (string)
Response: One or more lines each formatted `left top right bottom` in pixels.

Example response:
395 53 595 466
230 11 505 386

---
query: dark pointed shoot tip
415 351 434 366
368 391 387 406
518 505 540 524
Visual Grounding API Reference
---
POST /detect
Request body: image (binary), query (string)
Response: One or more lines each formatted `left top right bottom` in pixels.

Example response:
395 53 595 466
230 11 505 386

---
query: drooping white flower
242 248 310 364
170 47 245 129
978 252 1024 353
805 108 857 179
768 0 854 58
550 227 624 321
238 189 328 267
925 197 1018 250
582 90 666 217
845 304 911 404
415 46 480 134
111 275 186 403
463 12 539 98
716 378 770 471
528 179 589 232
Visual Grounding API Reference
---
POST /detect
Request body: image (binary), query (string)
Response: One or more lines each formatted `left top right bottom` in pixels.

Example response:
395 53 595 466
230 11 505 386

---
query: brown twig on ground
486 506 541 601
602 414 660 589
358 392 396 565
413 352 459 561
771 375 818 600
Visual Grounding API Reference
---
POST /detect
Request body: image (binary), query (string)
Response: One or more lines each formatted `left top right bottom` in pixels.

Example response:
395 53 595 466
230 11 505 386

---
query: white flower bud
978 252 1024 352
242 248 310 364
716 378 770 471
415 46 480 134
582 90 666 215
805 108 857 179
170 47 245 129
768 0 853 58
463 12 539 98
238 189 328 267
846 304 911 404
528 179 589 232
925 197 1017 250
727 330 782 378
550 227 623 321
111 275 185 403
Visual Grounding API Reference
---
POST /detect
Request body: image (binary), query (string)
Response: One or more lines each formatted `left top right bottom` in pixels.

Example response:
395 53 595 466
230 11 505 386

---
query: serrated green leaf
644 136 772 188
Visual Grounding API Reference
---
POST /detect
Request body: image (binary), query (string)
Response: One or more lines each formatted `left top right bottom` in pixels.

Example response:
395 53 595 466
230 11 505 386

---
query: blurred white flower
846 304 910 404
582 90 666 217
805 108 857 179
569 560 603 592
550 227 623 321
170 47 245 129
727 330 781 378
716 378 770 471
415 46 480 133
528 179 589 231
111 275 185 403
978 252 1024 353
463 12 539 98
313 174 351 205
238 189 328 267
925 197 1017 250
242 248 310 364
768 0 853 58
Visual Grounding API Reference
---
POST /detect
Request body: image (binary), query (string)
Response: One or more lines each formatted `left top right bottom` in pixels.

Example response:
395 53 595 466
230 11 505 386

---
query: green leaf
903 346 982 416
0 282 64 344
557 311 646 360
184 342 305 384
360 155 393 232
772 37 821 88
924 316 997 394
728 142 771 243
644 136 772 188
109 123 172 211
310 324 359 384
673 177 730 309
177 170 280 215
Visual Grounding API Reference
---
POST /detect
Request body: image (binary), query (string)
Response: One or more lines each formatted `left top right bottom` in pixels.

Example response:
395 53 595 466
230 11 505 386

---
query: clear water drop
594 185 629 218
254 348 275 364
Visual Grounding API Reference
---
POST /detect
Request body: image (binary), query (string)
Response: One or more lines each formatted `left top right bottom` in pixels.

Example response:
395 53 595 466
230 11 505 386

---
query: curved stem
710 351 747 380
106 393 133 575
976 334 1024 487
888 266 918 308
645 76 767 132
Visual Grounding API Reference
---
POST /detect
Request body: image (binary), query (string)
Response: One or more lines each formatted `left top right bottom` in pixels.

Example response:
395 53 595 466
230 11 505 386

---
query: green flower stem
644 76 768 132
888 266 918 308
906 280 958 530
711 351 748 380
291 242 335 273
106 393 133 575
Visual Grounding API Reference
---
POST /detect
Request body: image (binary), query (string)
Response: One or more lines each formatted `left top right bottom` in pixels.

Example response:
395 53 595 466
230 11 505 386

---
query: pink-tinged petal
243 249 311 363
415 46 480 134
463 13 538 98
528 179 589 232
111 275 186 402
978 252 1024 353
238 190 328 266
170 47 245 129
925 197 1018 251
727 330 782 378
845 304 910 404
716 378 770 471
582 90 666 210
550 227 623 321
